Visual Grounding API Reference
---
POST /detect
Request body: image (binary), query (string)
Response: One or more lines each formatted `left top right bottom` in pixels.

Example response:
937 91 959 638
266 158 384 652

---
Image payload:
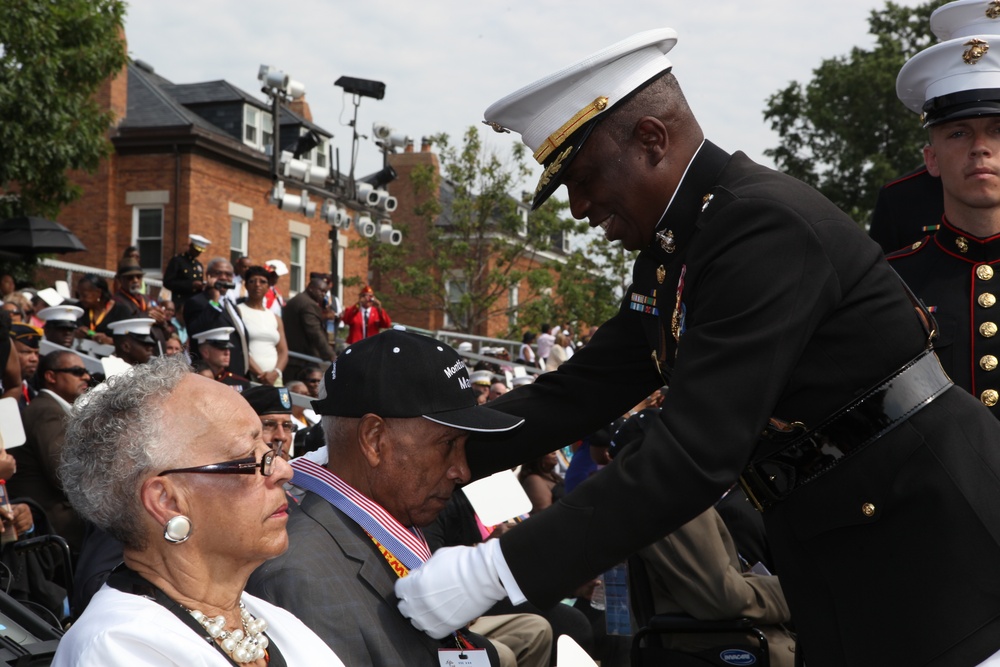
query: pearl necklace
188 602 269 664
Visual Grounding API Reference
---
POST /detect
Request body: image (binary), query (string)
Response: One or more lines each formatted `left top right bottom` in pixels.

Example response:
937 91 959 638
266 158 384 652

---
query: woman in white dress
237 266 288 386
55 355 345 666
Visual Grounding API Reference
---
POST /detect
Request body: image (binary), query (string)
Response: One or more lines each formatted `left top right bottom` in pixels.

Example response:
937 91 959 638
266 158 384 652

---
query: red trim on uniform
882 168 932 189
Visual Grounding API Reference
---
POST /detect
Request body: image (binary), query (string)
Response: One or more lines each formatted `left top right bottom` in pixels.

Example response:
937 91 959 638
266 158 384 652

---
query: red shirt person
341 286 392 344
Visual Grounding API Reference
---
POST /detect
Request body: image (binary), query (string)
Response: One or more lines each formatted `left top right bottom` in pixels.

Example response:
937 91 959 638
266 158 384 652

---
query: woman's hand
260 370 279 386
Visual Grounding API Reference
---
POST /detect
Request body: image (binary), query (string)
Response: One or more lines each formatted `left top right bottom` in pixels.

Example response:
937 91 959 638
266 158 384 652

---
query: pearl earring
164 515 192 543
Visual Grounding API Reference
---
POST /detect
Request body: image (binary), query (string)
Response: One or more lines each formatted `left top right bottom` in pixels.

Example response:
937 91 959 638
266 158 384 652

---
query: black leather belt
739 351 952 512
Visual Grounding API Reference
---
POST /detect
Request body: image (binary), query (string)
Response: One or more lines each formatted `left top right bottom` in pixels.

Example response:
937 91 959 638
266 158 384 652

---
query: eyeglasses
51 367 90 377
261 419 294 433
159 444 284 478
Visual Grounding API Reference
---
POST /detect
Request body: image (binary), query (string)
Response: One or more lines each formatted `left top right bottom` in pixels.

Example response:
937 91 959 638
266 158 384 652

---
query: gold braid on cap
534 146 574 195
533 96 609 164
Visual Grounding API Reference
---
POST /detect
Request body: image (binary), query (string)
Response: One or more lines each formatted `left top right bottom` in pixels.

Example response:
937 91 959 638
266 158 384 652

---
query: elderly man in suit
282 276 335 382
247 331 551 667
9 350 90 552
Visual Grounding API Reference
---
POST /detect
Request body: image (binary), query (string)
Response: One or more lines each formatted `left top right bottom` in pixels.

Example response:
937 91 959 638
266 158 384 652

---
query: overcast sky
124 0 928 196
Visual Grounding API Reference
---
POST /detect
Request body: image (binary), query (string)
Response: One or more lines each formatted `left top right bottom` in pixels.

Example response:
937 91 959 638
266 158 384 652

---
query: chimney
421 136 432 152
96 26 129 128
289 94 313 122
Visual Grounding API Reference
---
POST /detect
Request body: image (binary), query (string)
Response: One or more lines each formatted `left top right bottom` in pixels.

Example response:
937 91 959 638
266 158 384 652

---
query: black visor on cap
922 88 1000 126
311 330 524 433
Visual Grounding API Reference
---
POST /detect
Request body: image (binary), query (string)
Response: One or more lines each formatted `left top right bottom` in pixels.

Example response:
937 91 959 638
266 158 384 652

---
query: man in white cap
469 369 493 405
889 0 1000 427
107 318 157 366
191 326 247 391
394 27 1000 666
163 233 210 318
37 304 84 349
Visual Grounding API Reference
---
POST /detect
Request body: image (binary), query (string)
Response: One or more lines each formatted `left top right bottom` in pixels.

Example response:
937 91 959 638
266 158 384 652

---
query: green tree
0 0 128 220
371 126 624 336
763 0 946 224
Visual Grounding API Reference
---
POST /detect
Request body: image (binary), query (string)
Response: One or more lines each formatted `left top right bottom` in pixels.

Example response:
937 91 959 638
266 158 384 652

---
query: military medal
701 192 714 212
657 229 676 253
671 265 687 344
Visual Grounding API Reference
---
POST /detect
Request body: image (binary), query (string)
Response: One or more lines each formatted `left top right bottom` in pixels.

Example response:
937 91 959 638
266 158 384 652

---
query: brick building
55 50 570 340
58 57 360 303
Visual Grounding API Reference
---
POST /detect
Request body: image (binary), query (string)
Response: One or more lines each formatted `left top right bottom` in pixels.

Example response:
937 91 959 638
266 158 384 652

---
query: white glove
396 540 515 639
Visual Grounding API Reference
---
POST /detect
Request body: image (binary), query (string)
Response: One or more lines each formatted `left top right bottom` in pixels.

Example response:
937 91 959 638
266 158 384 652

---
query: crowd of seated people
0 259 799 667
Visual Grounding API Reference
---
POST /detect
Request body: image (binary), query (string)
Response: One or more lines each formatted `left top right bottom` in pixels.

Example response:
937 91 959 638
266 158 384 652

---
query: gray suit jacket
246 492 442 666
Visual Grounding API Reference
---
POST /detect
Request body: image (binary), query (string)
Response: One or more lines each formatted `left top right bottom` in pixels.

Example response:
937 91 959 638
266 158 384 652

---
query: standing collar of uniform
655 138 708 230
935 216 1000 263
39 388 75 416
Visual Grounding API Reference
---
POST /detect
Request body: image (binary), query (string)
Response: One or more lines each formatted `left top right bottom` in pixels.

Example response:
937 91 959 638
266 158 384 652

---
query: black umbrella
0 216 86 254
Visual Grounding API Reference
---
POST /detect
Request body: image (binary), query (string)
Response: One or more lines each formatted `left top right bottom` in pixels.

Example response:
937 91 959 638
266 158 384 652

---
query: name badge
438 648 490 666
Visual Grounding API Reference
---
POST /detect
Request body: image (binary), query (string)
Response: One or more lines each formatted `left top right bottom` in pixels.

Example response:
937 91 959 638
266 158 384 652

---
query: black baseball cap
312 329 524 433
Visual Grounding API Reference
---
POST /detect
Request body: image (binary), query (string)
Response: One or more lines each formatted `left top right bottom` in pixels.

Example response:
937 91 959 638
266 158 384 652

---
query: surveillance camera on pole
355 214 377 238
378 223 403 246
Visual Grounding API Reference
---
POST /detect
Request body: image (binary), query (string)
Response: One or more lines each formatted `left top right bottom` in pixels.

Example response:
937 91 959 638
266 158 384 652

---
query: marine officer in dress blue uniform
394 25 1000 667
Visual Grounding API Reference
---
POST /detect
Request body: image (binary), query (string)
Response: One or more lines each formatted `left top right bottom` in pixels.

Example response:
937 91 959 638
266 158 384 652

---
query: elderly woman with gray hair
53 355 344 666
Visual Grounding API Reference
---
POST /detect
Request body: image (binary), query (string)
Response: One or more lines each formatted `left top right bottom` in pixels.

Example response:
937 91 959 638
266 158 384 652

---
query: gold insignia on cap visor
534 145 574 195
533 97 609 164
988 1 1000 20
964 38 990 64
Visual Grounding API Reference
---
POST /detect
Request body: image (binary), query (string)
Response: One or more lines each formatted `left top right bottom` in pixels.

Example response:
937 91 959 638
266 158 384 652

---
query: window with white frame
133 207 164 272
518 206 528 237
244 105 258 146
445 273 469 330
290 235 306 293
308 136 329 169
244 105 273 152
230 217 248 265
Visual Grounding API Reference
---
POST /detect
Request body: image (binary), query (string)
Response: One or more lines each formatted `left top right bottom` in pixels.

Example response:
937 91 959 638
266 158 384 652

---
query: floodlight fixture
378 223 403 246
355 214 377 238
321 200 352 229
372 122 410 149
259 64 305 100
291 130 322 158
270 181 301 211
354 182 380 207
335 75 385 100
279 150 328 184
371 189 397 213
361 165 397 189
